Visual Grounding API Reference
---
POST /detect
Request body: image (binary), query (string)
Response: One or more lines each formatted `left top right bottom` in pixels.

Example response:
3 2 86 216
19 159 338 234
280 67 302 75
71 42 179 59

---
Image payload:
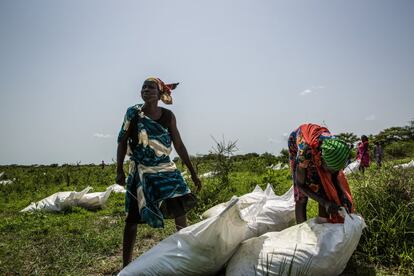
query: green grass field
1 158 413 275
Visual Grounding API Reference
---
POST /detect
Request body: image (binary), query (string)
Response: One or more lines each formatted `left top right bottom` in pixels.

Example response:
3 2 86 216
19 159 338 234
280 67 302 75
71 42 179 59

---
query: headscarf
145 77 179 105
321 138 350 172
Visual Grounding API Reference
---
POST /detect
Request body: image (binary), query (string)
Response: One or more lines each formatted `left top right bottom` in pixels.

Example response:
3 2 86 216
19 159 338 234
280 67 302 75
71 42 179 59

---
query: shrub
384 141 414 159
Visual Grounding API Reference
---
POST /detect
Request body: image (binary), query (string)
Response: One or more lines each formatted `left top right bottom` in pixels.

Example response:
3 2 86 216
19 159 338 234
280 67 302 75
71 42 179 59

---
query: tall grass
349 165 414 271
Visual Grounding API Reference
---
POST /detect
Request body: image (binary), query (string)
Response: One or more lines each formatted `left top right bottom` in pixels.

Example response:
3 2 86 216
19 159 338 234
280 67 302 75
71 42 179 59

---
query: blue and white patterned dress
118 104 193 228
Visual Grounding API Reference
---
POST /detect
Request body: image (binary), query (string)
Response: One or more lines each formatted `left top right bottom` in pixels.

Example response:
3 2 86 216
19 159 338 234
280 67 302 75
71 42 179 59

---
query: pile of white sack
0 179 14 185
200 171 218 178
344 159 361 175
393 160 414 169
267 163 289 171
20 184 126 212
119 185 295 275
227 209 366 276
202 184 296 235
0 171 14 185
119 184 366 276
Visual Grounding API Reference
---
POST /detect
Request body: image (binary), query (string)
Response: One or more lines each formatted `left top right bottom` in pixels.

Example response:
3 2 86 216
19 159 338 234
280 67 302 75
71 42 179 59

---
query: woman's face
141 81 160 103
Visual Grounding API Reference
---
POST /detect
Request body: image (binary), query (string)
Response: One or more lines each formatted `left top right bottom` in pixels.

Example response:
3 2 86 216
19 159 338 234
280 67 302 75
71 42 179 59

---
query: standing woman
357 135 370 173
116 77 202 267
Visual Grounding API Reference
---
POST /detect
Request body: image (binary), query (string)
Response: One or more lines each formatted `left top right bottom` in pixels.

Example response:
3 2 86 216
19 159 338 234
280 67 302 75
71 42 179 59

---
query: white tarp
119 198 257 276
344 159 361 175
21 187 92 212
226 210 366 276
393 160 414 169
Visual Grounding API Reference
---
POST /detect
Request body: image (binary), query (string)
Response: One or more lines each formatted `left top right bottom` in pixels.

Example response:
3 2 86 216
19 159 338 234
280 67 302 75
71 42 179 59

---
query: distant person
374 142 383 168
357 135 370 173
288 123 354 224
101 160 105 169
116 77 202 268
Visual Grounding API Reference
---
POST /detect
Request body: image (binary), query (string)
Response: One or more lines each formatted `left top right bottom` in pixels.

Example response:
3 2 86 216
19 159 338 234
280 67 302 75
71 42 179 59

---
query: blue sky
1 0 413 165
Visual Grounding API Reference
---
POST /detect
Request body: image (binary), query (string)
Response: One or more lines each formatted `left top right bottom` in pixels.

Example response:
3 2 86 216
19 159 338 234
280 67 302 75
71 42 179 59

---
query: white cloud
93 133 112 138
300 89 312 96
299 85 325 96
364 114 376 121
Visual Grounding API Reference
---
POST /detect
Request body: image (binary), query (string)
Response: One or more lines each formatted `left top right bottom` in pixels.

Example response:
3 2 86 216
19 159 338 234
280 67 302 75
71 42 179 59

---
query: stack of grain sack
20 184 126 212
119 184 366 276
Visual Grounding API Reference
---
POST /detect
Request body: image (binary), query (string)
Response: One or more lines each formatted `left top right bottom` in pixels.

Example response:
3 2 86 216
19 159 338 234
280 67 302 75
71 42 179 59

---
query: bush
384 141 414 159
349 166 414 270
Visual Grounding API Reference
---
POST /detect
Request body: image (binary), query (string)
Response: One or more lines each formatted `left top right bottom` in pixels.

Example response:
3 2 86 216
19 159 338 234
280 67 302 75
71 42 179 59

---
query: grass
1 158 413 275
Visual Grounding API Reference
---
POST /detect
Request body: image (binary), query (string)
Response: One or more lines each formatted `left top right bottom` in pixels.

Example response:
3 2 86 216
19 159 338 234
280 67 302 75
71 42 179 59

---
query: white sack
267 163 289 170
77 188 113 210
202 184 295 236
119 198 256 276
0 180 13 185
344 159 361 175
226 210 366 276
107 183 126 194
20 187 92 212
248 185 295 236
201 185 264 219
272 163 282 170
393 160 414 169
200 171 217 178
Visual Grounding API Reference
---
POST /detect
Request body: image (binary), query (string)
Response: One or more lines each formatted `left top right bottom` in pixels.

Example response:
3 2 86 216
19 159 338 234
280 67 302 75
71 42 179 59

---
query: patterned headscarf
321 138 350 171
145 77 179 105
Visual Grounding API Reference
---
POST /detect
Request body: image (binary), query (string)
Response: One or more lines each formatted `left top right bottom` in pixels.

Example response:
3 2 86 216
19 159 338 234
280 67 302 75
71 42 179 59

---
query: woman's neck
142 102 159 113
142 102 162 120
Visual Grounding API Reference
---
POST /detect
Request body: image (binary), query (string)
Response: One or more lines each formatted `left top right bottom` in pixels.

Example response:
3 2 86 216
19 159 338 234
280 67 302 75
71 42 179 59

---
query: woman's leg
123 222 137 267
174 215 187 231
295 197 308 224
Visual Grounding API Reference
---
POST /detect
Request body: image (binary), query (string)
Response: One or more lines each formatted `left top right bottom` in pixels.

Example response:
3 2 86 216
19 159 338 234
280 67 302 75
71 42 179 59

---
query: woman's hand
116 171 126 186
341 196 353 213
191 174 202 193
324 201 340 215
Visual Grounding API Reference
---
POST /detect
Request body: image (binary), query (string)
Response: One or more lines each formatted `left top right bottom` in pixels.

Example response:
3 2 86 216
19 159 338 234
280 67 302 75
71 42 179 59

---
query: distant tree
374 126 412 145
278 148 289 164
407 120 414 140
230 153 260 162
189 154 202 173
261 152 278 166
210 136 238 188
336 132 359 146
